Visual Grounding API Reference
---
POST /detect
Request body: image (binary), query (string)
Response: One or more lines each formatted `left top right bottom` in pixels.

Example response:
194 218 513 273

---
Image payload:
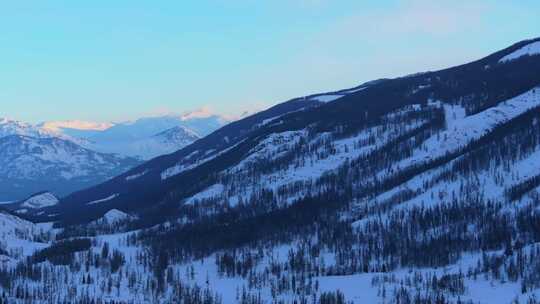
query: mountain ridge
4 38 540 304
43 37 540 226
0 134 140 201
0 110 230 199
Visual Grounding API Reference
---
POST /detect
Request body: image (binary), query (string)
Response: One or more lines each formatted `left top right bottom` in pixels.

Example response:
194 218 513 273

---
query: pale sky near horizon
0 0 539 123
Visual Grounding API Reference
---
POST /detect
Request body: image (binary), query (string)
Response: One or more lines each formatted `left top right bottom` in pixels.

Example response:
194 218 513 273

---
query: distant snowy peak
0 118 55 139
88 125 202 160
180 107 216 120
177 114 231 136
93 113 228 141
1 109 231 161
154 125 200 141
21 192 59 209
0 117 90 148
40 120 113 132
0 135 139 199
499 40 540 63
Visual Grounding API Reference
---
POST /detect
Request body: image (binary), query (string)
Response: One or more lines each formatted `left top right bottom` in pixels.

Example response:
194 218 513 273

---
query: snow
102 209 130 222
444 103 467 130
40 120 113 132
86 194 119 205
316 274 379 303
255 107 308 128
499 41 540 63
90 126 200 160
185 184 225 205
0 135 135 184
161 149 223 180
161 160 203 180
180 107 216 120
211 107 431 207
231 130 308 172
93 209 132 224
0 212 49 258
0 117 58 139
5 46 540 303
341 86 367 94
355 145 540 228
5 218 537 304
125 170 148 181
411 84 431 94
308 85 368 104
258 116 283 127
161 139 246 180
353 89 540 231
310 94 344 103
21 192 59 209
397 88 540 170
81 238 532 304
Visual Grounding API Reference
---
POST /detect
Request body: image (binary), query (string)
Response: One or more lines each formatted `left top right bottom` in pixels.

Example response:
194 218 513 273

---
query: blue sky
1 0 539 123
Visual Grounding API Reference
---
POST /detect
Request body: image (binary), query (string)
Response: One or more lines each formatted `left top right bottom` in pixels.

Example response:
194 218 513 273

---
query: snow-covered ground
394 88 540 171
91 209 133 225
21 192 59 209
0 212 49 259
185 105 432 207
161 139 246 180
499 40 540 63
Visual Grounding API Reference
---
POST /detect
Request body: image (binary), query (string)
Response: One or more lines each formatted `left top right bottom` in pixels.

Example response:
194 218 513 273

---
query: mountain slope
0 111 227 200
5 38 540 304
82 113 227 159
47 38 540 225
0 135 139 200
0 118 60 139
88 125 202 160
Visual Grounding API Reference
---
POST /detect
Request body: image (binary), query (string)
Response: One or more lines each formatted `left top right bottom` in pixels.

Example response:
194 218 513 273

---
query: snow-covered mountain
3 109 229 160
4 38 540 304
45 111 229 159
0 117 57 139
89 125 201 160
82 114 219 159
0 110 229 200
39 120 113 133
0 135 139 200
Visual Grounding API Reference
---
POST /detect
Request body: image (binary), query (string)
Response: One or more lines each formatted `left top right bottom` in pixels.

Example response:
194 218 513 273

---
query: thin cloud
325 0 487 39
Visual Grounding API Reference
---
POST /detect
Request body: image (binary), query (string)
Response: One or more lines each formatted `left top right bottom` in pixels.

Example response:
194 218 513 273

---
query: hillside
0 135 140 200
2 38 540 304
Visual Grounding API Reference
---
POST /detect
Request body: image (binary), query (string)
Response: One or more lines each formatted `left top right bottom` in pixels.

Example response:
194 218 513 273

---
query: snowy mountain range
81 112 228 159
0 110 229 200
2 38 540 303
0 135 139 201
